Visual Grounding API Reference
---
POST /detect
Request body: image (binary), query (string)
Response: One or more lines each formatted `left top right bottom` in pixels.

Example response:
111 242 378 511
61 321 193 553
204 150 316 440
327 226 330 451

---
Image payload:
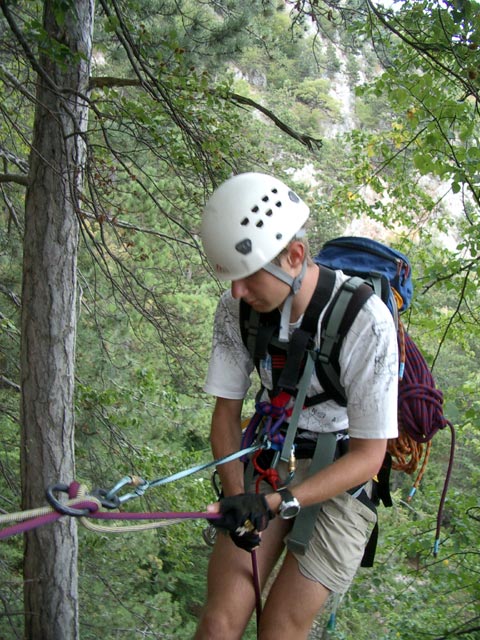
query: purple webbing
240 402 287 462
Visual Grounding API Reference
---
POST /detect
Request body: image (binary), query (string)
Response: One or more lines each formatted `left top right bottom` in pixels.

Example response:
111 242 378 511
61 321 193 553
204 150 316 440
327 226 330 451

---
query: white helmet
201 172 309 281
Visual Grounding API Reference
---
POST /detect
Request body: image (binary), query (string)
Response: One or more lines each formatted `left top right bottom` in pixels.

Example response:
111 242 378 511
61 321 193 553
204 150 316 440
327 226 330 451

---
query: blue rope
106 443 263 505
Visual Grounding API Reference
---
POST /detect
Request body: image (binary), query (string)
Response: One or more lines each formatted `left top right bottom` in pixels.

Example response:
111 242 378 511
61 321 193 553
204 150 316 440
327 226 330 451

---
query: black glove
208 492 273 536
230 529 262 552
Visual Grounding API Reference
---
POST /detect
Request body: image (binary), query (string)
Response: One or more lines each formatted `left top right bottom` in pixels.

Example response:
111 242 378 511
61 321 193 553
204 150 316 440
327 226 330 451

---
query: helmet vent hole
265 209 273 216
276 233 282 240
275 201 282 208
256 220 264 228
251 205 259 213
262 195 269 202
241 217 249 226
271 188 278 194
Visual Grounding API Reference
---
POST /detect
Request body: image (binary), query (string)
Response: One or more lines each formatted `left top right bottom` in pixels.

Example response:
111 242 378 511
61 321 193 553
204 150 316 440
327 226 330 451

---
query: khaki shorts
256 458 377 594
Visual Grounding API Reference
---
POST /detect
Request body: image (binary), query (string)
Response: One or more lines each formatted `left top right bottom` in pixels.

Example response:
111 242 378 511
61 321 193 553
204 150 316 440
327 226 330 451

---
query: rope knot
252 450 281 492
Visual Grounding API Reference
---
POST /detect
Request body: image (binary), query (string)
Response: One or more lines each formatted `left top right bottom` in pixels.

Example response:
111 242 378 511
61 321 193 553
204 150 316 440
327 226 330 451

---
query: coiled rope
388 330 455 555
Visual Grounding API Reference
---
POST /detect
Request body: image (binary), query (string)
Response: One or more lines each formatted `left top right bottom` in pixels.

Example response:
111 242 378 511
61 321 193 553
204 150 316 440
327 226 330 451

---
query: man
194 172 398 640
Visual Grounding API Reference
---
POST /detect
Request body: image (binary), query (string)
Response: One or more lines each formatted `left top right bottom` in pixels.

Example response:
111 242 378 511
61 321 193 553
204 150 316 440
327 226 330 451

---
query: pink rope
0 500 220 540
0 512 63 539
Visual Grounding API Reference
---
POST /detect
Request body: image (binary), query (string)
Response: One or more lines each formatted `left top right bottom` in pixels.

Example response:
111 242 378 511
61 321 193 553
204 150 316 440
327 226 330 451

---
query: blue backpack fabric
314 236 413 315
312 236 414 393
313 236 453 555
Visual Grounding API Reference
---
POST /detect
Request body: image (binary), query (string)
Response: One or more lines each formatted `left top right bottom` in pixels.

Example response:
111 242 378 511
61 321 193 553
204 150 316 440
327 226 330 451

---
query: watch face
282 503 300 518
279 494 301 519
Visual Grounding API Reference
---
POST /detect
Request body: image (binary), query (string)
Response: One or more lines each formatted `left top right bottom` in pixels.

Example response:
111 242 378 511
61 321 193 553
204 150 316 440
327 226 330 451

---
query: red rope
399 332 448 443
394 331 455 555
252 450 281 493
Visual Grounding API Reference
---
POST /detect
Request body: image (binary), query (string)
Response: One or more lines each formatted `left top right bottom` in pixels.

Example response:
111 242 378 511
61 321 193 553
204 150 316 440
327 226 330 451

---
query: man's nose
231 279 248 299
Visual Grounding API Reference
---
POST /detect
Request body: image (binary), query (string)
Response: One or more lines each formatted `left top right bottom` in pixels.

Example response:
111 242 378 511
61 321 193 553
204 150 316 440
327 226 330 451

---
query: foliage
0 0 480 638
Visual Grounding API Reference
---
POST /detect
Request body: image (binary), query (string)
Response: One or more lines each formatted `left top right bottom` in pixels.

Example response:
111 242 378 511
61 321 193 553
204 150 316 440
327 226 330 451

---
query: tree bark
20 1 94 638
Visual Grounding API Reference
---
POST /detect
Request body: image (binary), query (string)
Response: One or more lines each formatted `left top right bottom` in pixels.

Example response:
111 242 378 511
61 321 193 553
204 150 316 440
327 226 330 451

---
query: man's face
231 267 290 313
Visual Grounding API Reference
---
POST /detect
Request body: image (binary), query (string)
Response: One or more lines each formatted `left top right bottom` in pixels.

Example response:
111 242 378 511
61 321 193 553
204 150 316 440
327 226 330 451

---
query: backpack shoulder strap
315 277 374 406
239 301 279 361
276 266 336 393
239 266 337 391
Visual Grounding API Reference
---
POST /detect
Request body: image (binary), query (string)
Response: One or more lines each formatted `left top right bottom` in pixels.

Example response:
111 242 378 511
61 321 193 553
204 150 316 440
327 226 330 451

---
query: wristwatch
277 488 301 520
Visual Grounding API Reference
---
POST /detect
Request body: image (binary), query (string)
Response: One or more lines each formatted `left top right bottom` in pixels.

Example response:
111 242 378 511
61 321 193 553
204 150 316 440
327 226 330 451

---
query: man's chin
249 301 276 313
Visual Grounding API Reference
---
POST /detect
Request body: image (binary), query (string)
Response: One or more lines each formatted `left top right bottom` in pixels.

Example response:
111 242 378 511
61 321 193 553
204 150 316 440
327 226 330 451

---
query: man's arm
265 436 387 513
210 396 246 497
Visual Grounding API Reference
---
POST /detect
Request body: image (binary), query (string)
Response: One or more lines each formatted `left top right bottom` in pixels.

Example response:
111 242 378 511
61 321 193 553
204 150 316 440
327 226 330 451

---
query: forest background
0 1 479 639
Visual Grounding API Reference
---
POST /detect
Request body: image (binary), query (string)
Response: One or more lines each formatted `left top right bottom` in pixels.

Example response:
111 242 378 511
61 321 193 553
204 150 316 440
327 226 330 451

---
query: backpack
240 235 455 556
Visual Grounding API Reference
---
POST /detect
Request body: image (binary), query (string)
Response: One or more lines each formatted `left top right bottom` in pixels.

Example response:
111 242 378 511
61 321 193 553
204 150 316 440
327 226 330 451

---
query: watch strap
278 488 294 505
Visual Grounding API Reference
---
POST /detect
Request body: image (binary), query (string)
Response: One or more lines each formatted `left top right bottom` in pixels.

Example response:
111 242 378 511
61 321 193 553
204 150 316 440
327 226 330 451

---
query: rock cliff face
327 72 356 136
325 47 365 137
235 27 466 243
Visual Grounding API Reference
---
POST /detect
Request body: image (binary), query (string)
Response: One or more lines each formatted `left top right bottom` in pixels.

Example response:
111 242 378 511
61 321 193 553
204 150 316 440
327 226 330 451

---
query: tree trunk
20 1 94 638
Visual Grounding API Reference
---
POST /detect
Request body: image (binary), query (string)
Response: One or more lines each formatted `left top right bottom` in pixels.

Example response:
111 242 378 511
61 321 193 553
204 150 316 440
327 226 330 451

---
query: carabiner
90 487 121 510
46 483 91 517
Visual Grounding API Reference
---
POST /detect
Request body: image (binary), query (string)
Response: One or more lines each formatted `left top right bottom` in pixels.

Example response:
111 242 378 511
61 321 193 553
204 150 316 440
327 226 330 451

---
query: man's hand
207 493 274 551
229 529 262 552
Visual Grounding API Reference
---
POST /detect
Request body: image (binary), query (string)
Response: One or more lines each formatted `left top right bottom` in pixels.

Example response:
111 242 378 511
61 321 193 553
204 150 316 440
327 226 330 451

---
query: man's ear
284 240 305 269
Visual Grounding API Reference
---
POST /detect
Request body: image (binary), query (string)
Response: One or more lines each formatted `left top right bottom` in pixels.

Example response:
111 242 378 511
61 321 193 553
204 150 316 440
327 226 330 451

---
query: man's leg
258 551 331 640
258 490 377 640
194 518 290 640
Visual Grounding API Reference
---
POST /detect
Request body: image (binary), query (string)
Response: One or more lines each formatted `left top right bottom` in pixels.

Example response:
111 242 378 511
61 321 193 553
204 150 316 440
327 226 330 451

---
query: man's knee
258 609 312 640
195 607 246 640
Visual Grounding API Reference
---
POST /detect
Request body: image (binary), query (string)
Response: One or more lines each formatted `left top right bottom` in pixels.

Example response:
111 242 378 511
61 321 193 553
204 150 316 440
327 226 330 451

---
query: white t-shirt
204 270 399 440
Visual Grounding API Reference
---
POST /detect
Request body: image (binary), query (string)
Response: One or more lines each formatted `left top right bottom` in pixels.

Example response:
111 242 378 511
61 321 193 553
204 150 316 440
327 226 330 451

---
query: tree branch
0 284 21 306
0 376 20 393
0 173 29 186
79 209 199 249
431 268 470 371
0 145 29 173
89 75 323 152
365 0 479 103
88 76 143 90
229 92 323 151
0 0 59 94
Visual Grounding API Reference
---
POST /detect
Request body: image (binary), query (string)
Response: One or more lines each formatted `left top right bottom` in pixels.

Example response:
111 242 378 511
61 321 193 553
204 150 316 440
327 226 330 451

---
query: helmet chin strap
263 259 307 342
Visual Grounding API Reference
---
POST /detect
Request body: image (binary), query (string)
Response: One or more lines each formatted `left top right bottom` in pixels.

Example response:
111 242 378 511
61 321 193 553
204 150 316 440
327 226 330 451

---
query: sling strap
285 431 338 555
312 277 374 406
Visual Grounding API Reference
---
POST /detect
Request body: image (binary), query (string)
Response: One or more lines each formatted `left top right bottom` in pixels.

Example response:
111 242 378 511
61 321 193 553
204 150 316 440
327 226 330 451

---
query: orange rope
387 429 432 494
387 431 422 475
409 440 432 498
391 286 403 311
